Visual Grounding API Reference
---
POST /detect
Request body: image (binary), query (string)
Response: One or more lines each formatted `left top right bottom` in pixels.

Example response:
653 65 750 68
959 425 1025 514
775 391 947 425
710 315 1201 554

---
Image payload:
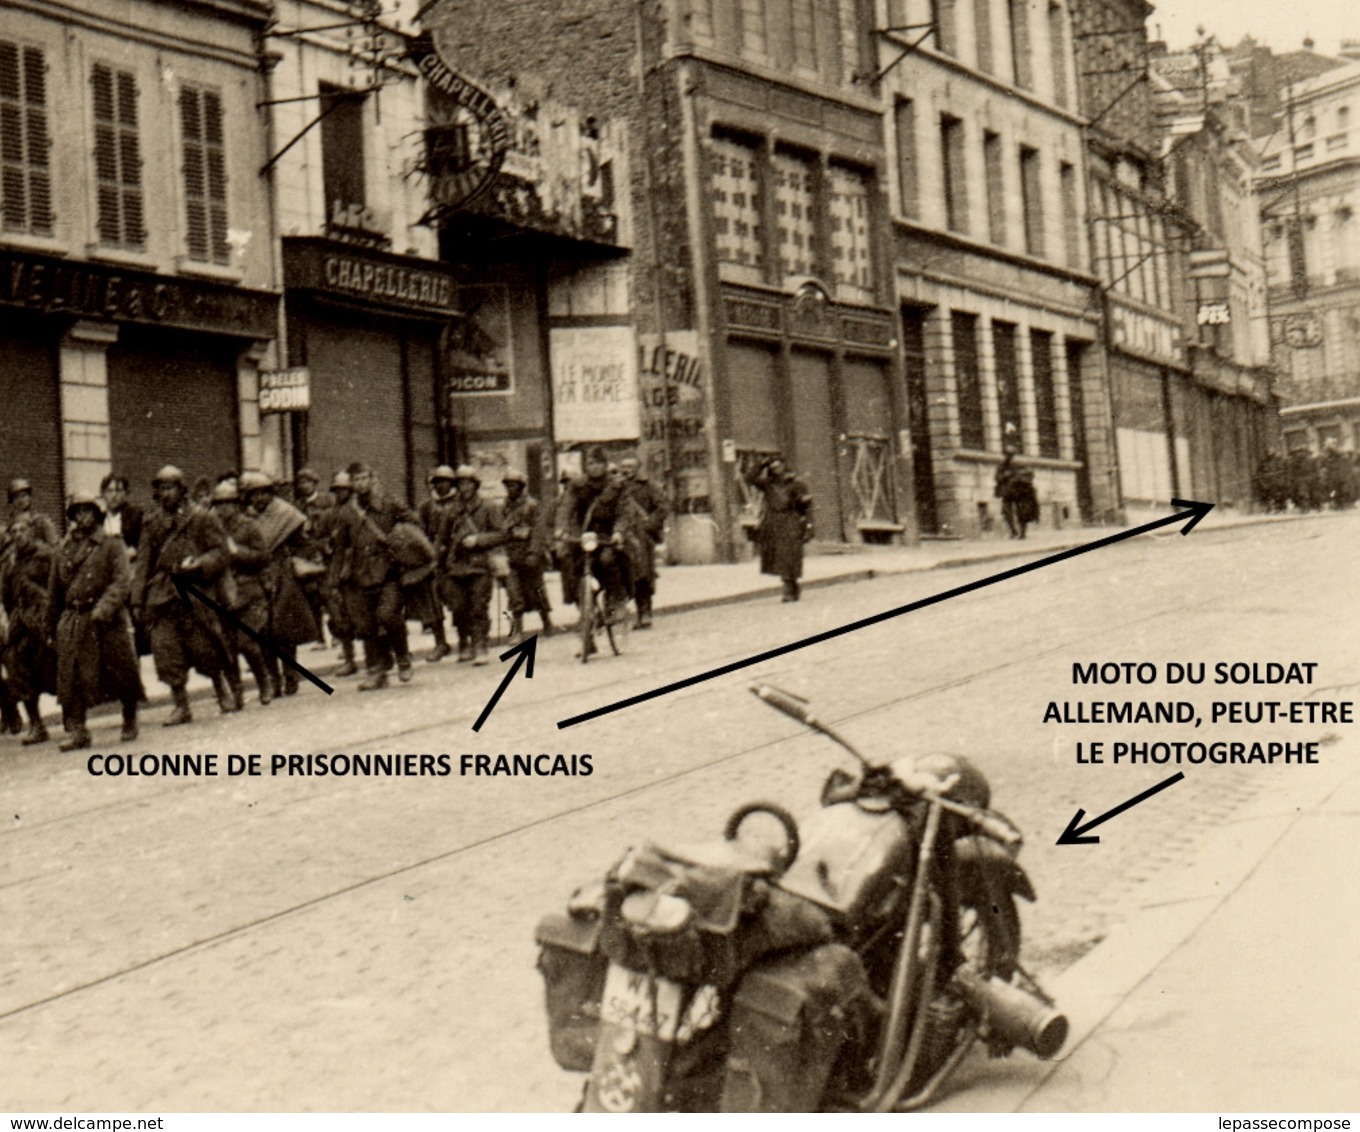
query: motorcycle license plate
600 963 683 1041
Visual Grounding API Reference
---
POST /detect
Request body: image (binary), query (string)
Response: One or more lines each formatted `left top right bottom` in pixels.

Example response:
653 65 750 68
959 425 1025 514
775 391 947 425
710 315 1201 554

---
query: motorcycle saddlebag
535 912 606 1072
719 943 872 1112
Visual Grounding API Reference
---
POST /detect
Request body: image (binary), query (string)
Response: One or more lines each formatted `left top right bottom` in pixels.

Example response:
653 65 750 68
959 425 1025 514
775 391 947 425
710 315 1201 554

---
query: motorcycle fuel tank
777 803 916 922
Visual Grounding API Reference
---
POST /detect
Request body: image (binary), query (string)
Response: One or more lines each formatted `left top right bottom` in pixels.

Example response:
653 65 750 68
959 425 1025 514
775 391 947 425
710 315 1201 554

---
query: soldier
49 493 143 750
434 465 505 665
290 467 332 646
1 516 57 745
417 465 458 662
745 454 813 602
5 479 58 550
318 470 359 677
331 463 418 690
240 471 319 697
499 467 553 642
619 456 668 629
555 450 640 625
209 480 276 706
132 465 235 725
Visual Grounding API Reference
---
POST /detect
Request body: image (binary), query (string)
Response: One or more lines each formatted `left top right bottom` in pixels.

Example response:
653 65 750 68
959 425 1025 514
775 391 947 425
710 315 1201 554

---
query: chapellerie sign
282 238 459 316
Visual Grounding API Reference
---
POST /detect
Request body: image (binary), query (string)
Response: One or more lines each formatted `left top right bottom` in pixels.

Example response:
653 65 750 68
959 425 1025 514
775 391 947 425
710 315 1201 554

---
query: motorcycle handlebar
752 684 818 727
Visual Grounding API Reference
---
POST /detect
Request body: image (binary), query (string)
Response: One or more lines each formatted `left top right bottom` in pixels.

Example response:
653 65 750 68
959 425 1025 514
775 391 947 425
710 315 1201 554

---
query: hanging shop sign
1196 301 1231 326
259 367 311 414
409 33 511 214
447 284 513 395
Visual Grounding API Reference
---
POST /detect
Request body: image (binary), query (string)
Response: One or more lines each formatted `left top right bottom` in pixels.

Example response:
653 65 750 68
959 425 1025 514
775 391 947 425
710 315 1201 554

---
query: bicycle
576 531 630 664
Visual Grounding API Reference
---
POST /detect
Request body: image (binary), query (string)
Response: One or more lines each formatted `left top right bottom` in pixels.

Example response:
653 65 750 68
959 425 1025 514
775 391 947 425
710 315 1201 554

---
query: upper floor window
0 41 52 237
974 0 994 73
934 0 958 57
688 0 715 41
792 0 818 71
894 98 919 219
711 133 764 277
1338 106 1351 131
1020 145 1043 256
829 165 874 302
1008 0 1033 90
320 84 366 219
1047 3 1068 108
774 150 816 280
179 85 228 265
92 63 144 250
740 0 768 58
941 114 968 235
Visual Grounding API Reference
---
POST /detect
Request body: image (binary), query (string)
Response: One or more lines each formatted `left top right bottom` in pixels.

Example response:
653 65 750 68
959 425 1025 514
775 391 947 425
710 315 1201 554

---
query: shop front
281 238 461 503
0 246 278 517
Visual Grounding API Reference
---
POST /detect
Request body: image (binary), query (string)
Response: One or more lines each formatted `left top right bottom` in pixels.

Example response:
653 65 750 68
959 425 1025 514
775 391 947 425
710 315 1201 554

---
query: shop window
179 85 228 265
711 133 764 277
953 311 985 450
941 114 968 235
1032 328 1059 457
320 84 366 218
984 130 1006 245
895 97 918 219
993 320 1021 448
1020 144 1043 256
829 165 873 303
774 149 816 281
0 41 52 236
92 63 144 250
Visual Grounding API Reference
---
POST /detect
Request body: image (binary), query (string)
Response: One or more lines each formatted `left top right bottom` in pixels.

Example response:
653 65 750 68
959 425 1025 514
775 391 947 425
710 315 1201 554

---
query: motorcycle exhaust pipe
952 969 1068 1060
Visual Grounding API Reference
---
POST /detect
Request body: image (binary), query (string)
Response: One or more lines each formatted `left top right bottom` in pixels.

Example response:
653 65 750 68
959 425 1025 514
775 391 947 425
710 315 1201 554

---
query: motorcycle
573 529 630 663
535 684 1067 1112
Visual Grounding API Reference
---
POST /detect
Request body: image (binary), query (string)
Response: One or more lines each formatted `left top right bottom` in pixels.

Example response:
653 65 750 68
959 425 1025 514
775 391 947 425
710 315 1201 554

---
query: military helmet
65 491 104 520
295 466 319 484
453 464 480 484
428 464 457 484
151 465 185 486
501 467 527 485
238 470 273 494
8 477 32 499
331 470 353 490
211 481 240 504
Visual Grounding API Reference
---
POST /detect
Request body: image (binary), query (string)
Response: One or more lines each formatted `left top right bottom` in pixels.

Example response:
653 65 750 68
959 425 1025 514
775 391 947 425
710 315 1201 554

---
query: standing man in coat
1 515 57 745
289 467 332 647
331 463 418 690
240 472 318 696
745 455 813 602
498 467 553 642
5 479 58 551
49 493 143 749
619 455 668 629
317 470 359 677
132 465 234 725
417 466 458 662
434 465 505 665
210 480 276 706
100 474 143 560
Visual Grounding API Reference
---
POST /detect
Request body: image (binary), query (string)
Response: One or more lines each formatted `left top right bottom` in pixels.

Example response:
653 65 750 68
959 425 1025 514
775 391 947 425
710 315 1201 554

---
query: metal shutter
0 311 63 523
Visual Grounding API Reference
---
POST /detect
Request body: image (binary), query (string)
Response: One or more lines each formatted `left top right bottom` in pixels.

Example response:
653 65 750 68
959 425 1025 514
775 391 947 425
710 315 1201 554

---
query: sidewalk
931 726 1360 1112
83 502 1302 717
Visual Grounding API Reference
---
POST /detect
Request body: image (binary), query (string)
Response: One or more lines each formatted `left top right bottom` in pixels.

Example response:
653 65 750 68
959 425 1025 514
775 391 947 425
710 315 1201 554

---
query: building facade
1 0 279 519
881 0 1111 536
1255 61 1360 455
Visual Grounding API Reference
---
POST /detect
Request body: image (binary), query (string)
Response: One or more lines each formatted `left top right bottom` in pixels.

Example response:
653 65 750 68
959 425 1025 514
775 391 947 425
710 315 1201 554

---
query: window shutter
0 42 52 234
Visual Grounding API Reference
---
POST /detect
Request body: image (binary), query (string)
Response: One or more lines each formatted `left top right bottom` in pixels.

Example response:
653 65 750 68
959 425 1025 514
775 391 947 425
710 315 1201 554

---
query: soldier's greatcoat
50 528 142 709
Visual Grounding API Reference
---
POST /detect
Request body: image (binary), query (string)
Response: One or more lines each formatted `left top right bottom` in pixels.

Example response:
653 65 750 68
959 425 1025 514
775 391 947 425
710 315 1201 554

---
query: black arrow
472 634 538 733
1056 771 1185 845
171 575 333 694
558 499 1213 729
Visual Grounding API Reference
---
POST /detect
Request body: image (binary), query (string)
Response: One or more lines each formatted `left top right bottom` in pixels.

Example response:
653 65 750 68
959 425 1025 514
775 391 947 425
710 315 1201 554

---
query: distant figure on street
995 448 1038 539
619 455 668 629
100 473 143 558
746 454 813 602
498 467 553 642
